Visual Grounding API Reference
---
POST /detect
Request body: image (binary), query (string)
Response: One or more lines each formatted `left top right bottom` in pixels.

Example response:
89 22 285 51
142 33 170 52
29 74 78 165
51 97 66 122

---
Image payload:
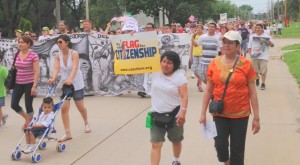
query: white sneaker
23 145 36 154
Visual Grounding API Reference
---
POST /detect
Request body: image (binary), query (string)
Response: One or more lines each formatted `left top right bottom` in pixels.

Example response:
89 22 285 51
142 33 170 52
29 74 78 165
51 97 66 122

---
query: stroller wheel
39 142 47 150
11 151 21 160
31 153 41 163
56 143 66 152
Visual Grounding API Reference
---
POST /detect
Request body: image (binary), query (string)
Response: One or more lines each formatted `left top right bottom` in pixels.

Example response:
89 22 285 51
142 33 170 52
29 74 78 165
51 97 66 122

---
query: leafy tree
127 0 217 25
89 0 122 29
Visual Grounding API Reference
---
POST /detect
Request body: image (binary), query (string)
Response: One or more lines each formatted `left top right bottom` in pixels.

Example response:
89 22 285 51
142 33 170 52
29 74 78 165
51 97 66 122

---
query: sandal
85 123 91 133
58 135 73 142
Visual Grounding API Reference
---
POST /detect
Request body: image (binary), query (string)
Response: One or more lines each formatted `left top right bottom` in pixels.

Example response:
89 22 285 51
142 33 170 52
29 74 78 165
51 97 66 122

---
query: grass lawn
283 50 300 85
281 44 300 50
281 22 300 38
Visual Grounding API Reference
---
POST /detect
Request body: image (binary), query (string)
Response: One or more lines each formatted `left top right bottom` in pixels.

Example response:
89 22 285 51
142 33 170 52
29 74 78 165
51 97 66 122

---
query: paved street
0 38 300 165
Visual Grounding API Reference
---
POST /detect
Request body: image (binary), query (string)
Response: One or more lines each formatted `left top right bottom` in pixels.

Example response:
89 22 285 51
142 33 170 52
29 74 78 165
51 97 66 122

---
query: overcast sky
230 0 269 13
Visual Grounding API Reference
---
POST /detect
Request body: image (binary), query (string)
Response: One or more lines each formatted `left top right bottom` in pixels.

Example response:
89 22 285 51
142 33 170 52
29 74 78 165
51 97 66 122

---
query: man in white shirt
248 24 274 90
277 22 283 36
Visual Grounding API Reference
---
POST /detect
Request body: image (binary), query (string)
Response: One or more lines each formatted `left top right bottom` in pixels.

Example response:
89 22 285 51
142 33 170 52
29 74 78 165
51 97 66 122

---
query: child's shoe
23 145 36 154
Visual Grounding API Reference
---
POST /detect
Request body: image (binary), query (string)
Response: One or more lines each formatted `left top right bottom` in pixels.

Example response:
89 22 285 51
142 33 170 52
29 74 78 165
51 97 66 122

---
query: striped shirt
15 51 39 84
196 33 220 65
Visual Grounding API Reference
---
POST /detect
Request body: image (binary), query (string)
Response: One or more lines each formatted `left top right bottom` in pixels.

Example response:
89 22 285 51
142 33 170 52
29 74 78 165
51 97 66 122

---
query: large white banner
0 33 191 96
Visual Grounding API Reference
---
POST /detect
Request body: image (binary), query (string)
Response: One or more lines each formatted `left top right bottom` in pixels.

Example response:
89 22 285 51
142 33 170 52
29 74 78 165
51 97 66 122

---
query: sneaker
172 161 181 165
137 91 147 98
2 114 8 126
261 83 266 90
256 79 260 86
23 145 36 154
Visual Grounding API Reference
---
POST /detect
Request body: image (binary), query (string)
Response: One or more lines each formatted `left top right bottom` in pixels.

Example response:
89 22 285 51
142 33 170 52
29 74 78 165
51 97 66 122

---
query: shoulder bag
5 51 20 89
209 56 239 114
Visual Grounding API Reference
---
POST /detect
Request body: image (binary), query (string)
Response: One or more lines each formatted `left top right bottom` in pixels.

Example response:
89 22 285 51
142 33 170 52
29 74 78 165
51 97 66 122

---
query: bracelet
32 85 37 87
181 108 187 111
253 118 260 122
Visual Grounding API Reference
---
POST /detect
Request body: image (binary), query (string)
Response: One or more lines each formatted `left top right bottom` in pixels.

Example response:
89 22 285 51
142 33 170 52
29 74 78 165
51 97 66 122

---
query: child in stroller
22 97 54 154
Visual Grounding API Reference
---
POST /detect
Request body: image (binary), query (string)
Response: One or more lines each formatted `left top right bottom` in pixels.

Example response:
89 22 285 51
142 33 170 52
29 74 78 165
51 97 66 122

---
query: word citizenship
115 47 157 60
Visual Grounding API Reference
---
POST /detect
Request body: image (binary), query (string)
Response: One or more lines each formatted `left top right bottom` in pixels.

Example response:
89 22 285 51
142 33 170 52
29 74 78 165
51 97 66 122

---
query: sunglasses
57 41 63 44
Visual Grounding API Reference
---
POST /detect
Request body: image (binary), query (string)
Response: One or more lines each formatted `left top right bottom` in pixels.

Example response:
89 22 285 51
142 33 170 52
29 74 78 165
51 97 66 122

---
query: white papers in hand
200 119 217 139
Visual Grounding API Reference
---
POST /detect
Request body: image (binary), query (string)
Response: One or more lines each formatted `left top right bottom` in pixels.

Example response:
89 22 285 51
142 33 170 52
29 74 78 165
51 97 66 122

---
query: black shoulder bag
209 56 239 114
5 51 20 89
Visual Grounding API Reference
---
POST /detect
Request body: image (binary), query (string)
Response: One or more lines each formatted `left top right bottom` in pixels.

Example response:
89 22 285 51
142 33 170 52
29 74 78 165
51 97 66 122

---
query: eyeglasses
57 41 63 44
223 41 236 45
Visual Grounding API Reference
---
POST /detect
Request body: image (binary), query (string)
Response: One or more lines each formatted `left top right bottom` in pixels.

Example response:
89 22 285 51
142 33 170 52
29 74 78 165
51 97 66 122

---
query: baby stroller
11 84 74 163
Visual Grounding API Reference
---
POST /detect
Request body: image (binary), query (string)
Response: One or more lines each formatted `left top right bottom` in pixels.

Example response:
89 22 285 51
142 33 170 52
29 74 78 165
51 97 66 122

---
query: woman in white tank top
48 35 91 142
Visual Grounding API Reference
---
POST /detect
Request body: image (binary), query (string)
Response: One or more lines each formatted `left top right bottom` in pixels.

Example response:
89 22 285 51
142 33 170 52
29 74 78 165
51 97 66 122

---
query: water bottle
146 112 153 128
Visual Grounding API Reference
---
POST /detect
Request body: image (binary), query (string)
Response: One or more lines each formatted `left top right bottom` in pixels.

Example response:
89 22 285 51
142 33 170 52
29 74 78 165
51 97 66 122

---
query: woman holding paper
199 31 260 165
150 51 188 165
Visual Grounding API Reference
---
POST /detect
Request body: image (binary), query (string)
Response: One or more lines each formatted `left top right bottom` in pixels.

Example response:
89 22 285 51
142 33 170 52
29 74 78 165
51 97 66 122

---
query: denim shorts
26 128 47 138
0 97 5 107
62 88 85 101
150 119 184 143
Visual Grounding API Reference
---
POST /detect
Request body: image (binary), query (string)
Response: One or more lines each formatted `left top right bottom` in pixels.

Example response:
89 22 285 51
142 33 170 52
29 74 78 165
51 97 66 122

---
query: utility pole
86 0 89 19
56 0 61 25
277 0 280 20
284 0 286 18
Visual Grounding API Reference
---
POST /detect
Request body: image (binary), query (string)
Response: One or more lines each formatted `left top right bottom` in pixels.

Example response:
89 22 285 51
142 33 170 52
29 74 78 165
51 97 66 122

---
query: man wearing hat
38 26 51 41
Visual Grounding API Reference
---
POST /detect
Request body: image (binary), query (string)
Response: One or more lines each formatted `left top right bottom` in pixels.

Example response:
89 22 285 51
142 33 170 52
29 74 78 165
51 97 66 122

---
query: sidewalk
0 38 300 165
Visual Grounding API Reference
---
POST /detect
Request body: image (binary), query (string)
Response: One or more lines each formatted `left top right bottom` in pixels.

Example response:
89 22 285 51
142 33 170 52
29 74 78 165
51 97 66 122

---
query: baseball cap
223 31 242 44
42 26 49 31
190 23 197 28
15 29 23 34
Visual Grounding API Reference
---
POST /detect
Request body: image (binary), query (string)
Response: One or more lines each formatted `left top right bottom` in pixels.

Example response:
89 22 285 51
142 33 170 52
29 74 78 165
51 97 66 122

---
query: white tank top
58 49 84 90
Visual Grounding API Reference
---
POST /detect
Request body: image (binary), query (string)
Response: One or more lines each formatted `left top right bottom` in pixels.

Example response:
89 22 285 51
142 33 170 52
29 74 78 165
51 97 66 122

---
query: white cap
223 31 242 44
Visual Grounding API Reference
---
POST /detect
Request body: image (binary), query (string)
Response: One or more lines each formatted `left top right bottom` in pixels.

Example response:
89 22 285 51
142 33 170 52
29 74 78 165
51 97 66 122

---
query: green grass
283 50 300 85
281 44 300 50
281 22 300 38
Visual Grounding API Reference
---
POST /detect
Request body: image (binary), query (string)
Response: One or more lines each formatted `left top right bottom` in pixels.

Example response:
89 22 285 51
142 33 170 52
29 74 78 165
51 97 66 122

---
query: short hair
256 24 263 28
146 23 155 28
19 36 33 46
60 20 69 27
43 97 54 105
160 51 181 72
209 22 217 28
57 35 72 48
83 19 92 24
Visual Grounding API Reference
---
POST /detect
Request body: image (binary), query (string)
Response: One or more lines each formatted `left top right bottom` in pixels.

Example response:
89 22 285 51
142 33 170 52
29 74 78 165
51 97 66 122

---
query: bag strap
221 56 239 101
12 50 20 68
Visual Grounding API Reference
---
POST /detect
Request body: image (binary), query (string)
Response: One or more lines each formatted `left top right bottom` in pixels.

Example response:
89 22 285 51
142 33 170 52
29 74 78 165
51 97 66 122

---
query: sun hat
223 31 242 44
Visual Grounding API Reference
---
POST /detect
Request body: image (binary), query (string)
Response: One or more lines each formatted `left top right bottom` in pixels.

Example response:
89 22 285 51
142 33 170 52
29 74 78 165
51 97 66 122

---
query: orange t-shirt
207 55 257 118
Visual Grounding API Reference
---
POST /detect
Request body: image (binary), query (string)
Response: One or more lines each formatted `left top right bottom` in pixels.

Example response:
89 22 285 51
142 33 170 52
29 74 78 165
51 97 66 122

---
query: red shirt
207 55 257 118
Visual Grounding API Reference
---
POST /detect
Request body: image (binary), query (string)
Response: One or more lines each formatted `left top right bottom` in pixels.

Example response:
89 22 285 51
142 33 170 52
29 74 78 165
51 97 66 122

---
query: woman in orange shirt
199 31 260 165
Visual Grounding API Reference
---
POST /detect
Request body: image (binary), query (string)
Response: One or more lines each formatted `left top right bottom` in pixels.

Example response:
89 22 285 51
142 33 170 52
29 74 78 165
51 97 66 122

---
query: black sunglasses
57 41 63 44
